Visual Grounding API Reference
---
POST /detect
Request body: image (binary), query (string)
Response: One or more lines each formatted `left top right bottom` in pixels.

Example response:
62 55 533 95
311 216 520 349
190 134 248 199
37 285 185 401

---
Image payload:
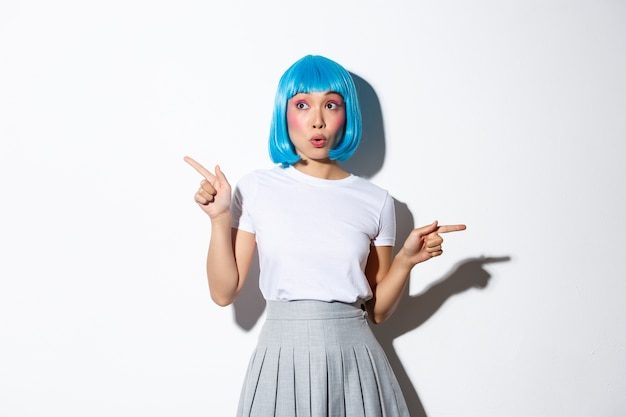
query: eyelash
295 101 341 110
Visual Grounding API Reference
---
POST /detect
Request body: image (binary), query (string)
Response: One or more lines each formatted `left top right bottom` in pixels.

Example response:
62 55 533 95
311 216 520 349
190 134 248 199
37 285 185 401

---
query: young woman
185 55 465 417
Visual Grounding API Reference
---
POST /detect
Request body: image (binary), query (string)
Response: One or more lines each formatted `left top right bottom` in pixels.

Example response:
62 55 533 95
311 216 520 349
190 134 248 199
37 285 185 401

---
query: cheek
286 108 302 130
329 113 346 132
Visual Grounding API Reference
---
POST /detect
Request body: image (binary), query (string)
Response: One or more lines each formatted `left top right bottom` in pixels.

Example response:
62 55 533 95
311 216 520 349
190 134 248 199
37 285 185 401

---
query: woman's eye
326 102 341 110
296 102 308 110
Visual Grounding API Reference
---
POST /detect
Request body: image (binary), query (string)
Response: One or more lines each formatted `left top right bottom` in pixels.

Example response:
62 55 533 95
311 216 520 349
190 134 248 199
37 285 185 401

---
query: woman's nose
311 109 325 129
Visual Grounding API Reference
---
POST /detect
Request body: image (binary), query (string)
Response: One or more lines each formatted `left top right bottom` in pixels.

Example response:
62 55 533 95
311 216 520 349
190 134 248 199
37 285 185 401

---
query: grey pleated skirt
236 300 410 417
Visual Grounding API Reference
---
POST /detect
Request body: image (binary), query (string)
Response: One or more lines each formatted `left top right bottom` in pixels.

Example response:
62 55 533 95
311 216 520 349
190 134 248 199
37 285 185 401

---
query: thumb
415 220 439 237
214 165 229 184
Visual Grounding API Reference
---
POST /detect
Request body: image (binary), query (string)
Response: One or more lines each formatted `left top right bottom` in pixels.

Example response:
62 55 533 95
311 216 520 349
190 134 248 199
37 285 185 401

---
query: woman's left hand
401 221 466 265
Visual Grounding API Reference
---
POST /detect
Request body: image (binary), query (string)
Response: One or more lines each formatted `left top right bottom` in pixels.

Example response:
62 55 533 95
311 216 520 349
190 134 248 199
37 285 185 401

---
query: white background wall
1 1 625 416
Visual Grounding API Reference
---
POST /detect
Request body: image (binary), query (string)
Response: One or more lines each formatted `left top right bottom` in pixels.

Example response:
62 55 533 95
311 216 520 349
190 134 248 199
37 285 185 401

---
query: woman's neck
292 159 350 180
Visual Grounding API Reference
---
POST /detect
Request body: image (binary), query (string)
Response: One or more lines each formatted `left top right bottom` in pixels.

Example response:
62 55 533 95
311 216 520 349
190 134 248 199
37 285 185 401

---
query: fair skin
286 91 350 179
185 91 466 323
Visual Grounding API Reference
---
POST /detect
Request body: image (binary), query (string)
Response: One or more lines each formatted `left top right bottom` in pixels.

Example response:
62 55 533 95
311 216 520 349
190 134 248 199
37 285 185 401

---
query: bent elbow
212 297 233 307
369 313 389 325
210 291 236 307
365 301 391 324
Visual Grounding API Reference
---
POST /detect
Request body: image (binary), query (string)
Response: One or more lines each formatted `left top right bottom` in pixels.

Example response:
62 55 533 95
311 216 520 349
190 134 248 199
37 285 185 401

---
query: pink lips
310 136 327 148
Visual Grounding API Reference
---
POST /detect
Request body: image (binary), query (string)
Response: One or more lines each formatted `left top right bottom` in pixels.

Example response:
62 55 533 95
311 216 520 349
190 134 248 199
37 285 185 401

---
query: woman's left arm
365 221 466 324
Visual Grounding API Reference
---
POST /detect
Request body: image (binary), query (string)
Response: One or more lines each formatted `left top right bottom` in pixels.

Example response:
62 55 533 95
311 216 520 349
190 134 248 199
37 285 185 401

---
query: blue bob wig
268 55 362 167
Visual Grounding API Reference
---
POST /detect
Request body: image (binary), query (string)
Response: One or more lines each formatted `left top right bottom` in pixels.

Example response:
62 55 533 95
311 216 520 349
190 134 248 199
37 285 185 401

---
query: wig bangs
284 58 350 100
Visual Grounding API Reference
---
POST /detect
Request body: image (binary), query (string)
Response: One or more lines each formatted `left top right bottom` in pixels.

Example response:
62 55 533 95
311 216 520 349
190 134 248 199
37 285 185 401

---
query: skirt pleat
294 347 311 416
236 300 409 417
276 347 296 415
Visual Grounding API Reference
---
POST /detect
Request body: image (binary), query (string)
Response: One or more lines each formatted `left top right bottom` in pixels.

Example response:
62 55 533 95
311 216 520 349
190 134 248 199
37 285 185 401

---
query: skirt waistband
265 300 367 320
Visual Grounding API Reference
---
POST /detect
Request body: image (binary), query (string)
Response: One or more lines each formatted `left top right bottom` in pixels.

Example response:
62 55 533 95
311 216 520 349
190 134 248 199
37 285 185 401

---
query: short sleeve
372 192 396 247
231 174 257 234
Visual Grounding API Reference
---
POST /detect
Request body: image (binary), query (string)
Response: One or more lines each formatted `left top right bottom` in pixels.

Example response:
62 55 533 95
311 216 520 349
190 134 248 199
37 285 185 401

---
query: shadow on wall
340 72 386 179
378 199 511 416
231 72 512 417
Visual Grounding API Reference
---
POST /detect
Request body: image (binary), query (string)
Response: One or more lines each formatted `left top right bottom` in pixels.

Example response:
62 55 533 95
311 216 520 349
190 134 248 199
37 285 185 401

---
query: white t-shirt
231 166 396 303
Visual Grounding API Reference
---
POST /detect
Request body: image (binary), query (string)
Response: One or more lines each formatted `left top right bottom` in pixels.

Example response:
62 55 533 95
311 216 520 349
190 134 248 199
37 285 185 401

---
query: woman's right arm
184 156 256 306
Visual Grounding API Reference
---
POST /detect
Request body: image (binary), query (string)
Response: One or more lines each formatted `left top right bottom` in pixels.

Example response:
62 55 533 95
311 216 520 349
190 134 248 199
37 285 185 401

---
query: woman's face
286 91 346 163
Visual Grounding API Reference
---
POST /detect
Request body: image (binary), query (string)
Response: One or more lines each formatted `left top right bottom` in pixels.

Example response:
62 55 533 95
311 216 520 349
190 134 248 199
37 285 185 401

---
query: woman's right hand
184 156 232 219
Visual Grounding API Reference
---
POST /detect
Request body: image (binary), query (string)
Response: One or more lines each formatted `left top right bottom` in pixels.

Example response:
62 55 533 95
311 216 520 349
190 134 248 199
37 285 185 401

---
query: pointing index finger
437 224 467 234
184 156 215 180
